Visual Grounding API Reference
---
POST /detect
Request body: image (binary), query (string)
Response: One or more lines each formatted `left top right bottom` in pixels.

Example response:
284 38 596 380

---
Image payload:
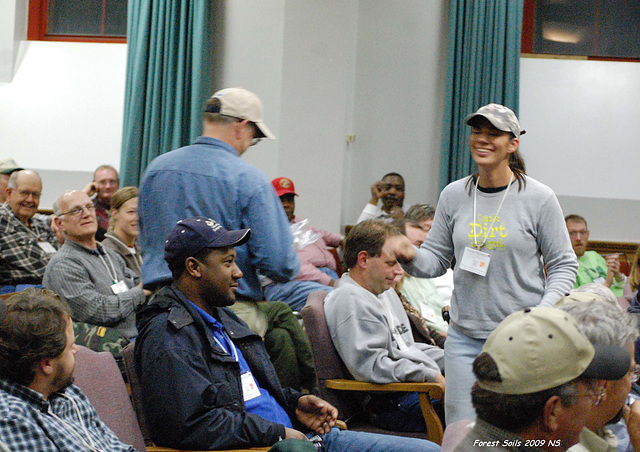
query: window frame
521 0 640 63
27 0 127 44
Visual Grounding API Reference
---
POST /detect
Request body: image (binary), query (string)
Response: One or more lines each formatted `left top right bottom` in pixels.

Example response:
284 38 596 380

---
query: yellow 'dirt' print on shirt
468 214 507 250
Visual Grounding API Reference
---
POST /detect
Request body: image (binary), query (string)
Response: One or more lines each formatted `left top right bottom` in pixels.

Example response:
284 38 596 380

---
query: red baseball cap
271 177 298 197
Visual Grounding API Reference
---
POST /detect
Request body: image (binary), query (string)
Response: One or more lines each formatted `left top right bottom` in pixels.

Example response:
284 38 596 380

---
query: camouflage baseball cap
465 103 526 137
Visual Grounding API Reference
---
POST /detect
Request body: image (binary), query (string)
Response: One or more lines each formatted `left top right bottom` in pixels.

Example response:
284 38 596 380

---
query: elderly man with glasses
43 190 146 341
0 170 59 293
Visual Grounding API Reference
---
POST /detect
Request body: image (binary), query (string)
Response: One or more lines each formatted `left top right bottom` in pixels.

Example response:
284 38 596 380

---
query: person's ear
507 136 519 153
185 257 202 278
54 215 64 232
356 250 370 269
541 395 562 432
37 357 56 378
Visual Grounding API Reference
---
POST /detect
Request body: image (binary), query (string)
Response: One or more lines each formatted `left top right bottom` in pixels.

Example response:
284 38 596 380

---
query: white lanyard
48 393 103 452
472 174 514 250
213 331 238 362
105 233 143 275
96 248 118 284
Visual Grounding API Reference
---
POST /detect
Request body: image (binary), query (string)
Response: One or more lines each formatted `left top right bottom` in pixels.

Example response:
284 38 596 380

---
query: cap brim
582 345 630 381
0 167 23 175
207 228 252 249
255 121 276 140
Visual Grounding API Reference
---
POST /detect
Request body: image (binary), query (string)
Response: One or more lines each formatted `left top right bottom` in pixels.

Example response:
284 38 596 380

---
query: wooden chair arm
325 379 445 399
325 379 444 444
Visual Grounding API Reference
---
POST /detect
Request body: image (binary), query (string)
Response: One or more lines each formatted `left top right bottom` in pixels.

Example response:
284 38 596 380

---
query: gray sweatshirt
404 175 578 339
324 273 444 384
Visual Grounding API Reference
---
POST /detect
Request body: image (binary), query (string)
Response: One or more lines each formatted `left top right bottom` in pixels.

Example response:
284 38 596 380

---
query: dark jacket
135 285 303 450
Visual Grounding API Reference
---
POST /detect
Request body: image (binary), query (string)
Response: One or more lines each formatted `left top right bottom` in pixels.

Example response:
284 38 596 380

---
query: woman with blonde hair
101 187 142 277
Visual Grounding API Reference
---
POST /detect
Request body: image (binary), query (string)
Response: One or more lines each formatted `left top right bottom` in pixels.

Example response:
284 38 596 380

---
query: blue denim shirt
139 136 299 299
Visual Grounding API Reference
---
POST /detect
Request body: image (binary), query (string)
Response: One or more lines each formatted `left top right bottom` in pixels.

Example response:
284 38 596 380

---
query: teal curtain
120 0 213 187
440 0 524 190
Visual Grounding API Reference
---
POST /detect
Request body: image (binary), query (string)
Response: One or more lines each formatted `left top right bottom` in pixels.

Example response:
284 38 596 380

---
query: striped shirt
43 240 144 340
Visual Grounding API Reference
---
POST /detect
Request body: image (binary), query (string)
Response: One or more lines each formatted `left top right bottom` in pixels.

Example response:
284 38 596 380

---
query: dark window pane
533 0 596 56
48 0 102 36
597 0 640 58
528 0 640 59
104 0 128 36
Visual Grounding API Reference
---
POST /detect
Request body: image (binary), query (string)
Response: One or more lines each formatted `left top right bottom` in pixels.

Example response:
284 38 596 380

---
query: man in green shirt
565 214 626 297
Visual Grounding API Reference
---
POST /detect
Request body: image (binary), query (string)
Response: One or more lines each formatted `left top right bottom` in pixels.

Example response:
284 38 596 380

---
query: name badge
419 306 437 322
38 241 57 254
241 371 261 401
110 280 128 294
460 247 491 277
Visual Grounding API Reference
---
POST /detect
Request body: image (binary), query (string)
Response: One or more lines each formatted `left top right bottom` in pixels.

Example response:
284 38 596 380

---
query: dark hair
343 220 401 269
0 289 72 386
465 117 526 193
405 204 435 223
382 172 404 183
472 352 587 433
169 247 212 280
564 214 587 228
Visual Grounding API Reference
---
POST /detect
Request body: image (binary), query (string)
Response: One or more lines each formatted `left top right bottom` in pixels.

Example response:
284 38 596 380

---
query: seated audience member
134 216 440 452
455 306 630 452
557 297 640 452
393 217 449 334
43 190 145 341
82 165 120 241
356 172 405 223
0 159 22 203
404 203 454 305
626 245 640 305
324 220 445 432
0 289 136 451
264 176 341 311
566 214 626 297
0 170 59 293
102 187 143 278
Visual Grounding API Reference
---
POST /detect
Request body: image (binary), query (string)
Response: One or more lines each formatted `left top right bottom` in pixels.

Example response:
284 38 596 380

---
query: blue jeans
320 427 440 452
0 284 42 294
366 392 427 432
443 325 485 424
264 279 333 312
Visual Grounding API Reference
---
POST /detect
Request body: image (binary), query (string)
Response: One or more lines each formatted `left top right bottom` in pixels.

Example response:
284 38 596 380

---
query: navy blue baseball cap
164 217 251 266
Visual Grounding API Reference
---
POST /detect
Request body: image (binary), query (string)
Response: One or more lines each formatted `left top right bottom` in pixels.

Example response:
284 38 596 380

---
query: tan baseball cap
477 306 629 395
0 159 22 175
206 87 275 140
465 103 526 137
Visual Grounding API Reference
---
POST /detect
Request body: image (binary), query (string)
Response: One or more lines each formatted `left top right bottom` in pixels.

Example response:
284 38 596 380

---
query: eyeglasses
569 389 602 406
248 122 262 146
16 189 41 199
59 203 96 218
627 364 640 382
568 230 588 237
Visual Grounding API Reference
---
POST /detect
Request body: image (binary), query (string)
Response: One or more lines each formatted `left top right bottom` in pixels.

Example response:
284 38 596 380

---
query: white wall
520 57 640 241
348 0 449 225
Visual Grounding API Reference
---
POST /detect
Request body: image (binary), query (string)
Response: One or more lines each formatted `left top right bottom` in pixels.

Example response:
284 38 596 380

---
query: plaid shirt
0 379 137 451
0 203 59 285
